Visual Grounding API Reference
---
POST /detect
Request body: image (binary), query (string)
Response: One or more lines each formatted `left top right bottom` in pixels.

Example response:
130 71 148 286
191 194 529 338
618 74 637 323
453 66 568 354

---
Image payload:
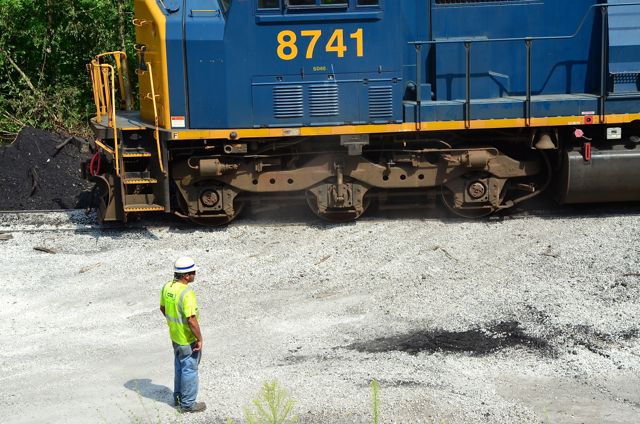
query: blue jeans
172 342 200 408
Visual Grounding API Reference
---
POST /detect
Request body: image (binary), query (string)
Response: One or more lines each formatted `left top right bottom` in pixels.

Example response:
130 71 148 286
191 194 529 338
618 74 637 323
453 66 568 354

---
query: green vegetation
229 379 381 423
120 378 384 423
370 379 381 424
0 0 135 140
243 379 298 424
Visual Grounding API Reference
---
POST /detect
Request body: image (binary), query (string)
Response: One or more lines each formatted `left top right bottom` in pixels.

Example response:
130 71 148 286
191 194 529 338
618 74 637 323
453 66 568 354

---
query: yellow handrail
94 52 132 111
107 64 120 176
94 139 115 155
88 52 132 177
88 61 119 176
146 62 165 174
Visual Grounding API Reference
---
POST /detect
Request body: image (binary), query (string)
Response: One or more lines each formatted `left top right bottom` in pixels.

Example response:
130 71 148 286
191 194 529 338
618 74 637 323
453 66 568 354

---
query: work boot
179 402 207 413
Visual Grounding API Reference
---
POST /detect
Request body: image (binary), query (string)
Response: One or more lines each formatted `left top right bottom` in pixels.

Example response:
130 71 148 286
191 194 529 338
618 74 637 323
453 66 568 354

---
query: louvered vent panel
273 86 304 119
309 85 339 117
368 86 393 120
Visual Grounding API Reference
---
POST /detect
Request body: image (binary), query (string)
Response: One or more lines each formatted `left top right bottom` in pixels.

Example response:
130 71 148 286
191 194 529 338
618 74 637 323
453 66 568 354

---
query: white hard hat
174 256 198 273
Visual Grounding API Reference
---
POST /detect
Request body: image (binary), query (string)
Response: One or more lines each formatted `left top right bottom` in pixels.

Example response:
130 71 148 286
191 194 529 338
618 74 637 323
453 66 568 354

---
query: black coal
0 127 93 210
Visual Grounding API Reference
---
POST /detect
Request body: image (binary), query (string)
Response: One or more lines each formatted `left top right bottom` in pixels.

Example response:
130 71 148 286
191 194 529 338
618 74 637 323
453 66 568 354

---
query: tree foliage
0 0 134 140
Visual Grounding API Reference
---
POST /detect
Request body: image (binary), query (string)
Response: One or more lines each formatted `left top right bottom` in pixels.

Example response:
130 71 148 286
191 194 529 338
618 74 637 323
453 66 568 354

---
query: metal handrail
94 139 115 155
409 2 640 126
94 52 133 111
88 61 120 176
145 62 165 174
88 51 133 177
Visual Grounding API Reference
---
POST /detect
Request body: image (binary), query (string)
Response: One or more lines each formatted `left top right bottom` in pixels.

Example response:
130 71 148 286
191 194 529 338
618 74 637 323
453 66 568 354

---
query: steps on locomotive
117 129 168 215
122 171 157 185
123 199 165 213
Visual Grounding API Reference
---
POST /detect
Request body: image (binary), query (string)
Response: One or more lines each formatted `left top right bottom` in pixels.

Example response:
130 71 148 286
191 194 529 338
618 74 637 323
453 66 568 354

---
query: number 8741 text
277 28 364 61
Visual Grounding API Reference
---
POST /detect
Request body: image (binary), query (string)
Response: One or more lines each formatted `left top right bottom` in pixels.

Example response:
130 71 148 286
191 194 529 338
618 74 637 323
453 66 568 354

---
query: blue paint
608 0 640 92
158 0 640 130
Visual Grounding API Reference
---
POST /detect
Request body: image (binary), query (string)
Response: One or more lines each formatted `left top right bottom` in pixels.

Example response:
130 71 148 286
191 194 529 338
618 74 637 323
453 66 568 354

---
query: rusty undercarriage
89 128 566 224
86 52 640 225
173 143 546 223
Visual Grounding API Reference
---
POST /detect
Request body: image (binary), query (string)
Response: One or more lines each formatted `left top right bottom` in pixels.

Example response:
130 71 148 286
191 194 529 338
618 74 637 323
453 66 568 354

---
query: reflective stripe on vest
177 287 193 319
163 282 193 334
163 287 193 325
165 315 184 325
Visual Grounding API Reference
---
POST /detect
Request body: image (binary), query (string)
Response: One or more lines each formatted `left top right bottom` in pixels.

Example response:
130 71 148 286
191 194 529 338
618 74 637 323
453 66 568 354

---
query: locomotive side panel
174 0 425 129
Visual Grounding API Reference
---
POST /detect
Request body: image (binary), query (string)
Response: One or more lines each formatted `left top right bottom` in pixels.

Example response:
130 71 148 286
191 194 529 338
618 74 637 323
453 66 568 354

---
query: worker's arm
159 284 167 316
187 315 203 351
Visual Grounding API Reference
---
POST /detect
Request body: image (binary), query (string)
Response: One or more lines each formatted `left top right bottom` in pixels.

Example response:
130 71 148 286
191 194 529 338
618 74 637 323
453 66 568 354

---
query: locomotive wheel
305 191 371 223
175 184 244 226
441 174 507 219
440 188 497 218
305 181 371 223
187 202 245 226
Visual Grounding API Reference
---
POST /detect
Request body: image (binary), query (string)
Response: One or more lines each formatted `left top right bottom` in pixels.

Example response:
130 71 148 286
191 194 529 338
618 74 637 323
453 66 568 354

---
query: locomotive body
88 0 640 223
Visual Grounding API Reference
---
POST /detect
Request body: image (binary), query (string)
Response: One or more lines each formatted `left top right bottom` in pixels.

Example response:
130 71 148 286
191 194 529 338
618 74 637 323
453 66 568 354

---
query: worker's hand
193 340 202 352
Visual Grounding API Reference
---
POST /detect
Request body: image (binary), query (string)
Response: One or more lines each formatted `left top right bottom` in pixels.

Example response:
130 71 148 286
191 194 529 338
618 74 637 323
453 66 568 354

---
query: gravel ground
1 209 639 424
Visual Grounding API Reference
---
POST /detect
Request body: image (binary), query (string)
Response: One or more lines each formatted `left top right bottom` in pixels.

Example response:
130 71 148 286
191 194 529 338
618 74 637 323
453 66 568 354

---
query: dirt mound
0 127 93 210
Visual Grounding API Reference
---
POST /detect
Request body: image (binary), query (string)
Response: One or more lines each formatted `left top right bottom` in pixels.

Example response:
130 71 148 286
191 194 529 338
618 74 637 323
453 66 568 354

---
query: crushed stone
0 211 639 423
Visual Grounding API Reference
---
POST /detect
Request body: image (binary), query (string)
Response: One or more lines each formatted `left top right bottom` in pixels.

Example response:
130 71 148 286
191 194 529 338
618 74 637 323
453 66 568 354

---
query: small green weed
242 379 298 424
370 379 381 424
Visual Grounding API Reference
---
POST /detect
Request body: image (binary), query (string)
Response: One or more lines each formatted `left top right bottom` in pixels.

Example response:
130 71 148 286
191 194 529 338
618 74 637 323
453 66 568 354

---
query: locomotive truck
88 0 640 224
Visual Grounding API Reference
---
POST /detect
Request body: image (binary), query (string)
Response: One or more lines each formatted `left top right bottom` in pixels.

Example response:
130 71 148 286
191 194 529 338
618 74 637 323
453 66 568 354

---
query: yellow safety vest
160 280 199 346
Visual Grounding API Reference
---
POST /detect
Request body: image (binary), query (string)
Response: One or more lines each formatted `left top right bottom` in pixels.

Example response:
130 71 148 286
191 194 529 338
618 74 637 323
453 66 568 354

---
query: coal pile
0 127 93 210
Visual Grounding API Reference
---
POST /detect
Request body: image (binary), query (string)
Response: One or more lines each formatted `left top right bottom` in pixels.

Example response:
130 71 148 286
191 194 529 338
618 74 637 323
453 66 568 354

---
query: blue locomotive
88 0 640 223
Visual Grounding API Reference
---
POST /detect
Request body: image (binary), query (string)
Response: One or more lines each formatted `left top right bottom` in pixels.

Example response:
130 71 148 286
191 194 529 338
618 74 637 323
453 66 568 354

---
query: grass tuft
370 379 381 424
243 379 298 424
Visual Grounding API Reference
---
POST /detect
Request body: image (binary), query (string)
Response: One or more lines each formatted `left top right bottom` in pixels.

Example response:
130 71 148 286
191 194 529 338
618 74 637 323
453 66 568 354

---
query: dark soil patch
348 321 550 356
0 127 93 210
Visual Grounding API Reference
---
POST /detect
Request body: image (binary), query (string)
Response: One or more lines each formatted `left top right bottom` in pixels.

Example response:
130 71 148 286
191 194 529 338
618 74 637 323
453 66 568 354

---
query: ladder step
124 204 165 213
124 171 151 179
122 147 152 158
122 152 152 158
123 178 158 185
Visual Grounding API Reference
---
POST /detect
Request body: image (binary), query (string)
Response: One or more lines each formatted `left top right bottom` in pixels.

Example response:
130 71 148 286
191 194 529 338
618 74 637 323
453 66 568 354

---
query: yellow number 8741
277 28 363 61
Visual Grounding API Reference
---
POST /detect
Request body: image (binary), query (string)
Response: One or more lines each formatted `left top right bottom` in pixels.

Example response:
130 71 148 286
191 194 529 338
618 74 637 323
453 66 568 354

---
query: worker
160 256 206 413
